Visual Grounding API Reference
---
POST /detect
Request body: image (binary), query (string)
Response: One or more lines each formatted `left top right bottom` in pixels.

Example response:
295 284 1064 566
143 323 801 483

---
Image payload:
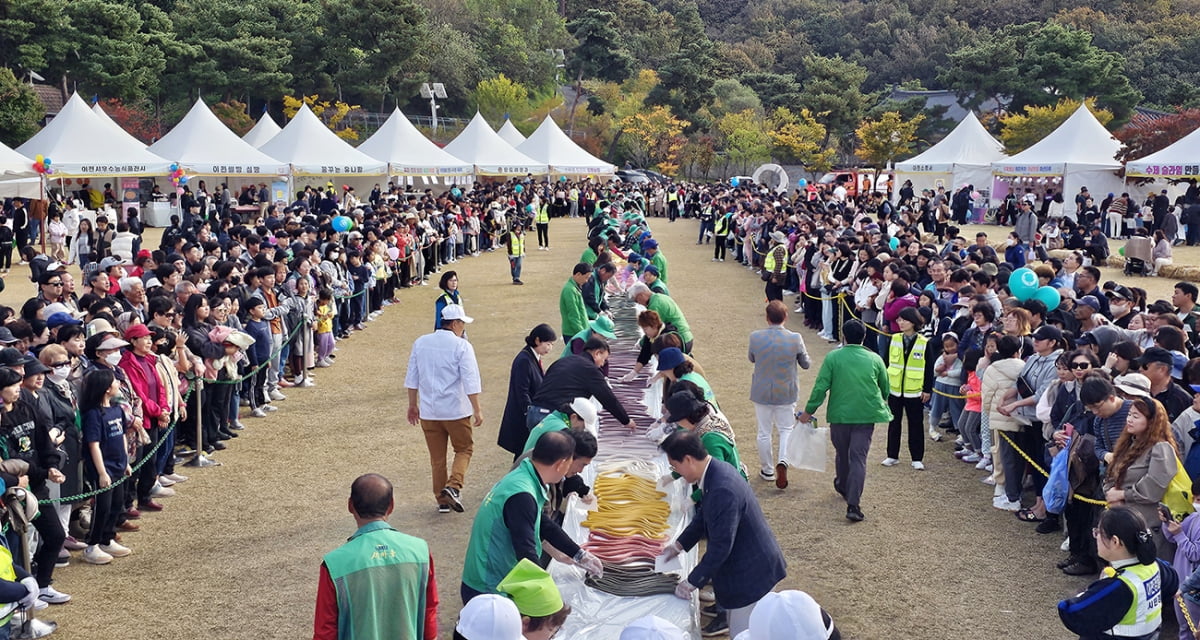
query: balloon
1032 286 1061 312
45 168 53 175
971 191 981 200
514 184 524 194
169 163 178 172
34 155 43 163
1009 267 1039 301
332 216 352 233
387 247 400 260
179 176 188 185
559 175 567 182
798 178 808 188
450 187 462 198
342 184 349 191
1118 246 1125 256
730 177 740 187
42 158 49 166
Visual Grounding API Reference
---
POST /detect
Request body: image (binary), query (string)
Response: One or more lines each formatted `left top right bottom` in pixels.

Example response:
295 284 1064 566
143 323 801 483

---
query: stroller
1123 236 1152 276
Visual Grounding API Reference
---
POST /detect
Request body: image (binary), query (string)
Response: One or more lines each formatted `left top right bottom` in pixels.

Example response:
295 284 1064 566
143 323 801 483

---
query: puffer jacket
981 357 1025 432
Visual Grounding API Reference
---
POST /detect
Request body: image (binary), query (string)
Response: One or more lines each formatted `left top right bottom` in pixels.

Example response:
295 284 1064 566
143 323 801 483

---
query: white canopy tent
0 142 35 179
443 113 547 176
992 105 1125 202
894 112 1007 199
259 104 386 178
1126 125 1200 180
356 108 472 177
497 118 527 147
149 99 287 177
242 113 282 148
17 94 172 178
92 102 153 150
516 116 616 176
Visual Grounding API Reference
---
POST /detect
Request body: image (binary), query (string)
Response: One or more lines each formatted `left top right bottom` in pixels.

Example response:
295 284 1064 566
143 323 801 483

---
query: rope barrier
996 431 1107 506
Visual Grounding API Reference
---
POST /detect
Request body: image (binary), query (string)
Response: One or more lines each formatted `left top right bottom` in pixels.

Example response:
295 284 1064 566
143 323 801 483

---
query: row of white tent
0 93 616 185
894 105 1199 202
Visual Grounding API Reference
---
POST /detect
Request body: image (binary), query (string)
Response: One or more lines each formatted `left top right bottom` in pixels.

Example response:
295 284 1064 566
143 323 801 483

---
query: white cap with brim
456 594 523 640
620 615 686 640
739 591 835 640
570 397 599 434
98 337 129 351
441 304 473 324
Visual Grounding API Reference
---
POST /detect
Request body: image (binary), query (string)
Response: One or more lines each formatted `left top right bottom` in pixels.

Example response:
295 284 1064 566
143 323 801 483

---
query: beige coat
981 357 1024 433
1104 440 1178 529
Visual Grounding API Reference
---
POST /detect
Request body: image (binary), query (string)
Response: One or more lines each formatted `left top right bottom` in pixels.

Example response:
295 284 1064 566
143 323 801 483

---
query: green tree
740 72 801 112
999 98 1113 155
0 0 75 78
414 23 489 115
855 111 925 185
565 10 634 134
66 0 166 102
322 0 427 112
938 33 1021 113
0 67 44 146
709 79 761 120
768 107 835 173
466 0 569 89
473 74 530 124
644 0 716 130
620 105 687 174
716 108 770 173
796 55 871 149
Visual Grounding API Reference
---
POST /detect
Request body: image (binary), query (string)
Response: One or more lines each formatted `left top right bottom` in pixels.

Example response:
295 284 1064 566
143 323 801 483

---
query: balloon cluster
169 163 188 187
1009 267 1060 310
332 215 354 233
730 177 740 187
32 155 53 175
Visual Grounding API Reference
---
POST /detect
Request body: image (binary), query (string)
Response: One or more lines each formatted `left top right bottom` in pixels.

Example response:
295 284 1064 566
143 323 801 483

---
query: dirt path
29 218 1148 639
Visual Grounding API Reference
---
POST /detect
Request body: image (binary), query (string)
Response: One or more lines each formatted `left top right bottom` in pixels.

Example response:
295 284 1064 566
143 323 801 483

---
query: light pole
419 82 447 136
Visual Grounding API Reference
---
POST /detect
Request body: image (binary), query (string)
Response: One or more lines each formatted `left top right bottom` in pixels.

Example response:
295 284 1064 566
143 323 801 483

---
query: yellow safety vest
508 233 525 257
764 245 787 274
0 543 17 623
569 189 579 202
535 205 549 224
667 191 678 202
1112 562 1163 637
887 333 928 397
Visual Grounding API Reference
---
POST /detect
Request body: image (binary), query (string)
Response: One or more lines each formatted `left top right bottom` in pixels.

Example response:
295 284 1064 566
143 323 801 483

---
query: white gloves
18 577 37 610
574 549 604 578
658 473 676 487
674 580 696 600
661 541 683 562
618 370 638 383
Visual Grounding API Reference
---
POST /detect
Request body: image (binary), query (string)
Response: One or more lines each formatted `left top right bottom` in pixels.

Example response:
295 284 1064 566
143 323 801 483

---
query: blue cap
643 239 659 250
656 347 685 371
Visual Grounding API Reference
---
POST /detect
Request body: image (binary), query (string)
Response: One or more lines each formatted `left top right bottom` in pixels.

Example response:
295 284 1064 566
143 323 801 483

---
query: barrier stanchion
184 378 218 468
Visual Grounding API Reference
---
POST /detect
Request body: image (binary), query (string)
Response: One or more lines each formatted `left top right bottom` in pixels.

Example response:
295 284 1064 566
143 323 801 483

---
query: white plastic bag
784 421 828 473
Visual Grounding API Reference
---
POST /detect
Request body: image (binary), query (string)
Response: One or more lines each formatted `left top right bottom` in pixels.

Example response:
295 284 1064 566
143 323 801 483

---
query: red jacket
312 553 438 640
118 351 167 430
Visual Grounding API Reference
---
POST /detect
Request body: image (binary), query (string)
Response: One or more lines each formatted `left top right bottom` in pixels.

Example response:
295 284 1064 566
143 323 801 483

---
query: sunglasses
49 361 69 368
1068 362 1091 370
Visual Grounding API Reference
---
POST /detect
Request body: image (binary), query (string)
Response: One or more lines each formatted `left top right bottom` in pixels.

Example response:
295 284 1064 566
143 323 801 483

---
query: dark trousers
30 502 64 587
886 395 925 461
831 424 874 508
536 223 549 247
85 468 124 546
714 237 727 260
668 202 679 221
765 281 783 301
1021 423 1048 496
999 430 1025 503
698 219 713 243
1065 499 1100 568
135 431 159 503
461 582 485 606
0 244 11 270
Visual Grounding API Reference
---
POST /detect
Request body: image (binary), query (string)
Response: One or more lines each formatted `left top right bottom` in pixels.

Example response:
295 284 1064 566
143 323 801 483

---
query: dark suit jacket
678 459 786 609
497 347 543 455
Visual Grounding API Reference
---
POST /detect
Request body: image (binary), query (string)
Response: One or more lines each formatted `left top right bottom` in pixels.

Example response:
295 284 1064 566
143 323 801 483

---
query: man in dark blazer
659 431 786 637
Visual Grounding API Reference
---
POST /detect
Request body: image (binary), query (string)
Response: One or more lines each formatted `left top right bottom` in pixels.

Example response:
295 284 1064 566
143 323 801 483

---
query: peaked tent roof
243 113 281 148
993 105 1122 175
896 112 1007 173
17 94 172 178
258 104 386 176
149 99 287 176
497 119 527 147
356 108 472 176
1125 125 1200 179
442 113 547 176
516 116 616 175
0 142 35 178
92 103 151 149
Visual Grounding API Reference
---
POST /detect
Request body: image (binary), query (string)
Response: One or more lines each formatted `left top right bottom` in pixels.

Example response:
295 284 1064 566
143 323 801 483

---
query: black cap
1142 346 1174 367
1032 325 1063 342
0 348 32 368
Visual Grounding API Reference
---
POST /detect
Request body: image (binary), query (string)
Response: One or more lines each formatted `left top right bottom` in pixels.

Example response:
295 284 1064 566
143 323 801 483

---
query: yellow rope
1178 593 1198 636
997 431 1108 506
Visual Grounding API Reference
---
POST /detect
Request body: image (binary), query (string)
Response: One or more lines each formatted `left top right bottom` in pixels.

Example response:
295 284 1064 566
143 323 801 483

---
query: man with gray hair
628 282 694 352
116 276 147 321
174 280 197 308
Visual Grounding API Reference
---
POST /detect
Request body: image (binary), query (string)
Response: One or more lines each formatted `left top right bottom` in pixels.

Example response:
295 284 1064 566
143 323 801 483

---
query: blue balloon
798 178 808 188
1032 285 1061 311
450 187 462 198
1009 267 1039 301
514 184 524 194
332 215 352 233
730 177 740 187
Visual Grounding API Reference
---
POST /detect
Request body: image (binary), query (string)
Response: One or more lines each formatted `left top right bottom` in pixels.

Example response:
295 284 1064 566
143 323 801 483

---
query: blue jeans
929 381 964 433
509 256 523 281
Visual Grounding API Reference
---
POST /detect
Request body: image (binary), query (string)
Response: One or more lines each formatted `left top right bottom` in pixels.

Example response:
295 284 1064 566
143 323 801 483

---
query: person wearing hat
747 300 811 487
641 264 668 296
659 431 785 637
503 222 527 285
1140 347 1193 423
454 594 523 640
1074 295 1104 334
880 306 932 470
518 425 597 532
496 558 572 639
762 231 790 302
405 303 482 514
562 315 616 361
656 346 719 410
462 431 601 604
628 283 694 353
313 473 439 640
498 324 558 459
732 590 840 640
529 336 635 431
621 615 686 640
662 390 745 504
642 239 668 286
118 323 173 509
521 398 598 454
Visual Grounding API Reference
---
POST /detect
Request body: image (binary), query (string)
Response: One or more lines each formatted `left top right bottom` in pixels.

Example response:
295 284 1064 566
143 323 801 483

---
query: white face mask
49 365 70 382
104 352 122 366
1111 302 1129 315
1006 238 1015 247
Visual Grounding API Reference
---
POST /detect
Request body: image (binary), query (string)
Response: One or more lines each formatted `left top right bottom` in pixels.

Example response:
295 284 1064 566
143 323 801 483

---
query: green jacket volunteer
559 264 591 340
314 474 438 640
629 283 693 351
643 239 668 285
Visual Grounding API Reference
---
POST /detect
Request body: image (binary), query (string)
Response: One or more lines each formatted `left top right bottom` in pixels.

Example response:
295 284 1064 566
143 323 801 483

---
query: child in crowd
346 251 371 331
47 212 67 262
956 348 985 465
242 297 272 418
315 289 335 368
80 368 132 564
928 332 963 443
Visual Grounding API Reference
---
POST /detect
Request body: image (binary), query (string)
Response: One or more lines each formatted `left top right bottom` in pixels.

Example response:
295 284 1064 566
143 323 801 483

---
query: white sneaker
39 586 71 604
269 390 287 401
297 378 315 388
157 475 177 487
881 457 899 466
262 404 278 412
99 541 132 558
32 598 47 610
928 427 943 442
316 358 332 368
150 483 175 498
83 545 113 565
251 407 268 418
962 453 982 463
993 498 1021 512
911 461 925 470
165 473 188 483
974 456 991 470
981 474 996 486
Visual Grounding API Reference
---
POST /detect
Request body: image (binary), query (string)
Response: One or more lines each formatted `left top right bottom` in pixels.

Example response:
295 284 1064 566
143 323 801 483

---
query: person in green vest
314 474 439 640
559 263 591 340
523 397 599 453
629 283 693 352
534 202 550 251
661 390 745 489
520 420 598 529
497 559 573 640
580 237 601 266
642 265 669 296
582 263 616 321
460 430 602 604
562 315 617 359
654 347 719 411
798 319 893 523
503 223 526 285
624 252 649 276
642 239 668 285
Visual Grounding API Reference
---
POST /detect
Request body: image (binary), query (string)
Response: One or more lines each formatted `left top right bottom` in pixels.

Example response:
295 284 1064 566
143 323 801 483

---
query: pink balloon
971 191 982 199
387 247 400 260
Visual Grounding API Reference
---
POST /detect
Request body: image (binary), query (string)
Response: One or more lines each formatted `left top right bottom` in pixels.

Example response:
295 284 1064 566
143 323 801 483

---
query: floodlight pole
430 95 439 135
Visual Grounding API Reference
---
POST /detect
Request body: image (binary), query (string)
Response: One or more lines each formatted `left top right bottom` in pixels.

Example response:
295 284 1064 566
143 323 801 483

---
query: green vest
648 279 669 296
462 458 548 594
680 372 719 411
649 251 668 284
1112 561 1163 637
323 521 430 640
648 294 692 345
562 328 593 359
887 333 928 398
580 247 598 265
535 204 549 224
524 412 570 452
508 233 524 257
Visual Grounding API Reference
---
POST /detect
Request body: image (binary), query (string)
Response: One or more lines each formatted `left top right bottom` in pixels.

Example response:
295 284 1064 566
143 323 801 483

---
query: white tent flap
149 99 288 177
356 108 472 176
496 118 527 147
1126 125 1200 179
17 94 173 178
258 104 386 177
443 113 547 176
243 113 282 148
515 116 615 175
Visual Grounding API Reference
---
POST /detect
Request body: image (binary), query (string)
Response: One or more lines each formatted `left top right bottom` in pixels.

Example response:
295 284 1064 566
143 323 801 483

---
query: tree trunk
566 70 584 137
607 129 624 162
